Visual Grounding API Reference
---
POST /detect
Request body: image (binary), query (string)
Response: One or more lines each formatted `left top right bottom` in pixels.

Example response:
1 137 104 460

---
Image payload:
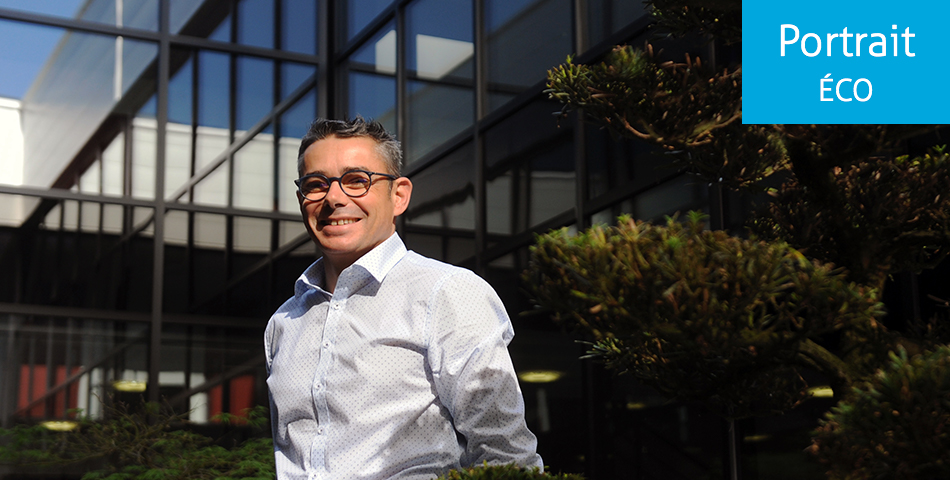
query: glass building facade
0 1 839 478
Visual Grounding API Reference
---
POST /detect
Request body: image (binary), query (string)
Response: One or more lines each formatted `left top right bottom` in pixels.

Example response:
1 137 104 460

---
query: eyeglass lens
299 171 373 199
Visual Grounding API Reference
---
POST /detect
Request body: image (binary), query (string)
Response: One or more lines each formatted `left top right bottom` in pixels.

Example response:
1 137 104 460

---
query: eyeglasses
294 169 398 202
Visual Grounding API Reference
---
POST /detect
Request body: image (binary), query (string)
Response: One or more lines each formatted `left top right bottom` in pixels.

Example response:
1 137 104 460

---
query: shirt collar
294 232 408 296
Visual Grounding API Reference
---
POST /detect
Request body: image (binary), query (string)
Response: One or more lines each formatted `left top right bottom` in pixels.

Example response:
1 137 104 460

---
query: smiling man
264 117 543 480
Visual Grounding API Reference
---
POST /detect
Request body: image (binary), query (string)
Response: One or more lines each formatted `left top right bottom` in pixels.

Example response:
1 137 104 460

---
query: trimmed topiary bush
810 346 950 480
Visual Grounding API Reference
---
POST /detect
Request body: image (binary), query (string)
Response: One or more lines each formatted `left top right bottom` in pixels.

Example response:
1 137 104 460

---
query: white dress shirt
265 233 542 480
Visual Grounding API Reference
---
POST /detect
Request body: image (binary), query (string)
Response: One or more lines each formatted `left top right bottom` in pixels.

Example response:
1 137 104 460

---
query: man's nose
323 179 349 204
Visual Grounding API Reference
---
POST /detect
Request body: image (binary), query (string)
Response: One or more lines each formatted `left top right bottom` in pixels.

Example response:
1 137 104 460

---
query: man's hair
297 116 403 177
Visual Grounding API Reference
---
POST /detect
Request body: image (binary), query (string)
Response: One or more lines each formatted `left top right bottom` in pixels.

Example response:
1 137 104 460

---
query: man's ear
391 177 412 216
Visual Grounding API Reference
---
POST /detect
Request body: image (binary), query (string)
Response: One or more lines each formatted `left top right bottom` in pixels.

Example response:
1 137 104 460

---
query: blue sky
0 0 84 99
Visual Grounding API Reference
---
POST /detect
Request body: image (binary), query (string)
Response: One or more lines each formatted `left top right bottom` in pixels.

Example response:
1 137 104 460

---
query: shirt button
317 427 325 435
315 383 322 390
323 341 330 348
332 303 341 310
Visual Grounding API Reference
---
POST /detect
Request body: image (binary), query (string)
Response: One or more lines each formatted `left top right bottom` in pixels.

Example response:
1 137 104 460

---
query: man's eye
342 174 370 187
304 179 329 191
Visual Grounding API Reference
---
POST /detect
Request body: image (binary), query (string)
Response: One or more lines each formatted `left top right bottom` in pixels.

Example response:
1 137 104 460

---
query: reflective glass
238 0 274 49
192 127 229 207
0 192 39 227
585 123 667 200
486 138 574 235
101 132 125 196
407 0 473 81
586 0 648 47
528 141 574 228
234 216 271 252
404 233 443 261
484 0 571 114
343 0 393 42
236 56 274 132
406 81 473 165
404 0 475 164
281 62 317 101
167 52 194 199
0 20 66 99
278 91 316 213
351 24 396 73
170 0 205 33
233 133 274 211
282 0 317 55
279 220 306 248
198 51 230 130
405 143 475 230
0 316 152 420
484 99 565 169
130 116 157 200
348 72 395 133
3 20 157 188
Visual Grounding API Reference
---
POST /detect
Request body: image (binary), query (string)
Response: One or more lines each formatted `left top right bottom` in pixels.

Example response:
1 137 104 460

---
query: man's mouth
323 219 358 226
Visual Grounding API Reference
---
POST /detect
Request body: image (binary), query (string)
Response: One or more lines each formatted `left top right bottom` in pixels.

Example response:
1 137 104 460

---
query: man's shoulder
394 251 494 293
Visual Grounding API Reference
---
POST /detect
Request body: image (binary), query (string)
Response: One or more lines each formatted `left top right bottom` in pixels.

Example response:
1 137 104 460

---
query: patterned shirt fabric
265 233 543 480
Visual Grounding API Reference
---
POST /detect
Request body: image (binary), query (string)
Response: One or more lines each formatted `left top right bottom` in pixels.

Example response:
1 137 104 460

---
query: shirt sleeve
426 270 544 471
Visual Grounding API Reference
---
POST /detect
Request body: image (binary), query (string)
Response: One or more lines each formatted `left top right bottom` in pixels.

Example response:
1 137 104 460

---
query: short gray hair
297 117 403 177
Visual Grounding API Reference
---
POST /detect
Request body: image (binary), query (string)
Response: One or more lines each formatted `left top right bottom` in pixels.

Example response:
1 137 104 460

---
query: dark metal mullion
270 0 283 307
395 4 407 156
147 0 170 406
225 0 238 311
317 0 332 119
45 322 53 418
62 318 74 418
188 48 200 310
473 0 487 275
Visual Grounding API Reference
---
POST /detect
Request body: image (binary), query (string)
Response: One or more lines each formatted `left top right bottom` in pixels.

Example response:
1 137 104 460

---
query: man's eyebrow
302 166 371 176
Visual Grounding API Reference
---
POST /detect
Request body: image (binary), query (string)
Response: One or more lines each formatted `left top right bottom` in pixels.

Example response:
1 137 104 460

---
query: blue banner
743 1 945 124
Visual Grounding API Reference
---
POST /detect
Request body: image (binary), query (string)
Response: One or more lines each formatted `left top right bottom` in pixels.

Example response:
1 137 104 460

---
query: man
264 117 543 480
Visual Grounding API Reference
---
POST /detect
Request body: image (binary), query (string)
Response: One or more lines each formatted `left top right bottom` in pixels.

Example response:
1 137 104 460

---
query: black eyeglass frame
294 169 398 201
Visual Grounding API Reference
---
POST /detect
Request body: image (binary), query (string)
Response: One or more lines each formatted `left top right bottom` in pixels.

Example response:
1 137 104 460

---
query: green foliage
809 346 950 480
645 0 741 44
0 402 275 480
438 463 584 480
546 46 785 191
753 152 950 288
524 213 883 418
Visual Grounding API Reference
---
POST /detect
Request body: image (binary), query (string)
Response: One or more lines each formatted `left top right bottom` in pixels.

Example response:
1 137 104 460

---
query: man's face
297 135 411 271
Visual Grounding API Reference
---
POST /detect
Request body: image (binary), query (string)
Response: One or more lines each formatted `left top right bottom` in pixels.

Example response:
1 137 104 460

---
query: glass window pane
233 134 274 211
351 25 396 73
528 142 574 228
406 81 473 165
343 0 393 42
406 143 474 230
348 72 395 134
81 202 101 234
586 0 649 47
3 19 156 188
238 0 275 49
586 124 667 200
281 63 317 101
79 160 101 194
407 0 473 81
484 0 571 115
194 212 226 250
193 127 230 206
234 216 271 252
102 130 125 196
131 117 157 200
278 91 316 213
237 56 275 132
102 203 124 234
282 0 317 55
198 51 230 130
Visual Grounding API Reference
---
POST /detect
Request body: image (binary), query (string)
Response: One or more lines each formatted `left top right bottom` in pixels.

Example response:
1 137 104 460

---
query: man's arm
426 270 543 470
